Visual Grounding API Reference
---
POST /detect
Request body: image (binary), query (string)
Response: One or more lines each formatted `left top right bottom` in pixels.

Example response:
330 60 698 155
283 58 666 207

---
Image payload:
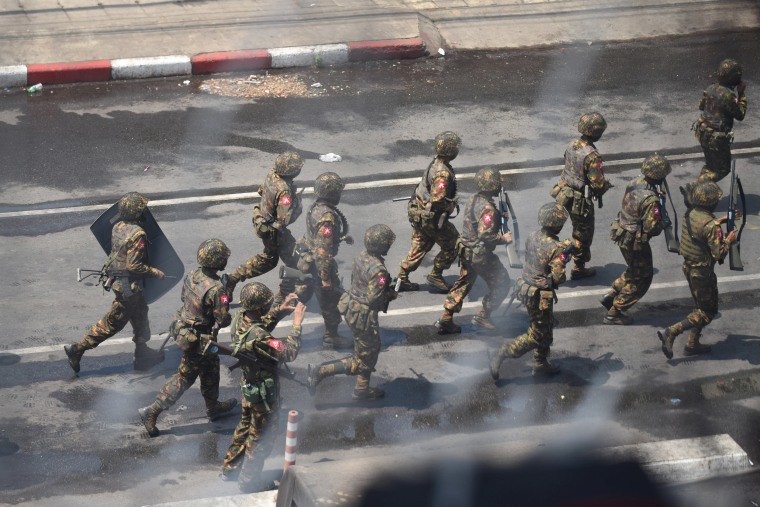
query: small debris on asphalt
199 73 317 99
438 48 446 56
319 153 342 163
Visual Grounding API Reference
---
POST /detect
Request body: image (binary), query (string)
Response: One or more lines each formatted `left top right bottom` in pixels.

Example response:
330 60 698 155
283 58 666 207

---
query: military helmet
314 172 344 204
475 167 502 194
691 181 723 207
197 239 231 270
538 202 569 229
239 282 274 313
717 59 742 87
641 154 672 181
118 192 149 221
577 112 607 139
434 131 462 159
274 152 304 178
364 224 396 256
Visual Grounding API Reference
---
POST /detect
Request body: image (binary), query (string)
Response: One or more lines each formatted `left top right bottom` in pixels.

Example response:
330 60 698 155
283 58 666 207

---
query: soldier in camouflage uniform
658 182 737 359
602 155 672 325
397 131 461 293
550 113 612 280
226 152 304 303
489 203 573 379
294 172 353 349
308 224 397 400
138 239 237 437
682 59 748 205
221 283 305 492
64 192 165 373
435 168 512 334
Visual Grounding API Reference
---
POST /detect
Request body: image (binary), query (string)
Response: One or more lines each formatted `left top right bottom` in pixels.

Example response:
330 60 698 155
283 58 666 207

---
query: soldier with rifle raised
434 168 514 334
65 192 166 373
602 154 677 325
220 282 305 492
138 239 237 437
658 182 738 359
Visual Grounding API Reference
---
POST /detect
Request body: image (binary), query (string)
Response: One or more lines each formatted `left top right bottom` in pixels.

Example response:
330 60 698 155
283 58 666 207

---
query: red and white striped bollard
283 410 299 474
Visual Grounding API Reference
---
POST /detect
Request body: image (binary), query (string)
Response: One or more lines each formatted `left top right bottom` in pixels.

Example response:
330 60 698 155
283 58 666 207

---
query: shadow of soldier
668 334 760 366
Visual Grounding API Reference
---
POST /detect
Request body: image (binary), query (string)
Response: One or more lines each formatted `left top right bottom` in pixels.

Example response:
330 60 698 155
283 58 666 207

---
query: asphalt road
1 30 760 506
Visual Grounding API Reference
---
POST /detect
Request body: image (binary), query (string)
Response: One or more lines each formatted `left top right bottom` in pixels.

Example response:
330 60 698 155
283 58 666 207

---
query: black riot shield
90 203 184 304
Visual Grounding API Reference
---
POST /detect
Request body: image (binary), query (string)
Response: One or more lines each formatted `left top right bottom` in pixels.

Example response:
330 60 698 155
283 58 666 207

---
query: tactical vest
679 208 716 266
617 177 657 233
522 230 563 290
414 159 456 204
259 170 301 226
177 268 221 329
701 84 736 133
461 194 495 248
109 222 145 273
230 312 278 383
560 140 595 191
306 202 342 254
349 251 386 306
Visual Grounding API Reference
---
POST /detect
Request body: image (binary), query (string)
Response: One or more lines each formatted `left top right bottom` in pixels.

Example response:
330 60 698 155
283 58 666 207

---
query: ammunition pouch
538 289 555 311
340 293 372 332
294 241 314 273
242 377 276 411
252 206 277 238
695 119 733 149
570 189 593 218
175 326 199 352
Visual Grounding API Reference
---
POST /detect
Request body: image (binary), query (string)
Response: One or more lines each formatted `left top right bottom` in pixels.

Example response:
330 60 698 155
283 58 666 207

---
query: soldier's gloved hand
502 231 513 244
726 229 739 245
153 268 166 280
293 302 307 327
342 235 354 246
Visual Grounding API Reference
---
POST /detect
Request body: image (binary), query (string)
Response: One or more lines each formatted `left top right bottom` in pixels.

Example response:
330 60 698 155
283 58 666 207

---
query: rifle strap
737 177 747 241
333 205 350 239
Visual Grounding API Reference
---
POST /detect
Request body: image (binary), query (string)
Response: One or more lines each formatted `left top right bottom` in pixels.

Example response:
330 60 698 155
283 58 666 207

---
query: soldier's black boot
657 327 677 359
684 330 711 356
532 350 560 376
206 398 238 421
323 327 353 349
472 309 496 331
138 401 163 437
133 343 165 371
426 268 451 293
308 359 349 396
600 290 616 310
603 308 634 326
396 269 419 292
64 341 87 374
570 262 596 280
488 343 510 380
352 373 385 401
435 310 461 335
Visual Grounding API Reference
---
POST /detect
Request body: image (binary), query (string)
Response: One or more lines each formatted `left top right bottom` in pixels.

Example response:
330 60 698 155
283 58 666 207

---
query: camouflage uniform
693 59 747 184
398 132 461 292
551 113 611 278
222 284 301 492
294 172 349 347
658 182 735 359
228 153 303 302
139 240 237 437
603 155 671 324
308 225 397 400
65 192 165 373
437 168 511 333
490 203 571 379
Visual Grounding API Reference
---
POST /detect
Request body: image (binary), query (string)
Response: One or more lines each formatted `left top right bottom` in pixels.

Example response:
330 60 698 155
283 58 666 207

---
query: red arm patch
717 228 723 242
559 252 568 264
437 180 447 190
137 239 146 250
281 194 291 206
653 206 661 221
483 213 493 225
378 275 387 287
321 225 333 237
267 339 285 352
220 293 230 305
734 96 739 104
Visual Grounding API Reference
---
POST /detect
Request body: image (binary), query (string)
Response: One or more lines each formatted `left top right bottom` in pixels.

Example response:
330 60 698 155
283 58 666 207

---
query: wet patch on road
0 353 20 366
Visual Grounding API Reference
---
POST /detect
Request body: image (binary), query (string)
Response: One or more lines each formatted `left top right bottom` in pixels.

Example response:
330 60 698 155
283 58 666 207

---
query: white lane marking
6 272 760 358
3 147 759 219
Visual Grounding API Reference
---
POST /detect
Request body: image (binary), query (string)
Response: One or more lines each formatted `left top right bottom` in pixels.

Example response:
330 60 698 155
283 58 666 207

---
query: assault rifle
658 179 680 253
76 268 176 289
498 186 522 268
202 339 298 381
728 160 746 271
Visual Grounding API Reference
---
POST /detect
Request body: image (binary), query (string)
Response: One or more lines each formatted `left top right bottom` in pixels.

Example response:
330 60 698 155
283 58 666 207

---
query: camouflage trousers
231 227 299 300
79 290 151 349
155 349 220 409
561 205 594 264
501 289 554 362
444 250 510 316
222 396 279 489
295 267 343 333
697 130 732 183
610 243 654 312
399 219 459 274
667 264 718 337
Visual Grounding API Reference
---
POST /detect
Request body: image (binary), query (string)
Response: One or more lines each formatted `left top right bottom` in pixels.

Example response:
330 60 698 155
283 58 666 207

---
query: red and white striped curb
0 38 426 88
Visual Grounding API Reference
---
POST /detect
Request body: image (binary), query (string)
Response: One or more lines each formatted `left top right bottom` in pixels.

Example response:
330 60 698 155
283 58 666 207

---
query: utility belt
551 184 592 218
241 377 277 412
337 292 374 331
172 320 214 352
407 198 451 230
515 277 556 310
692 119 734 147
456 238 489 265
609 221 648 250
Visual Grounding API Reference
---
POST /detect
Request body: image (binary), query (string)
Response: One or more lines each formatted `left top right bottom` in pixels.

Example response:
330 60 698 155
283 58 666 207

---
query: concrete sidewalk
1 0 758 67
